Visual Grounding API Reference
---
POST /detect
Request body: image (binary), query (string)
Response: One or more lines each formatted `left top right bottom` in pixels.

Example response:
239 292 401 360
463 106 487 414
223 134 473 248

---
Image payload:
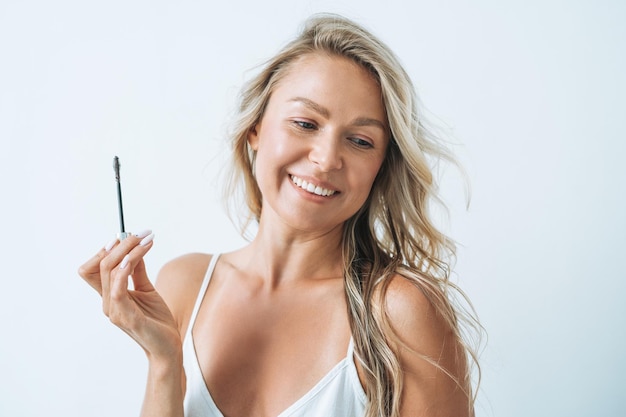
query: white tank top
182 254 367 417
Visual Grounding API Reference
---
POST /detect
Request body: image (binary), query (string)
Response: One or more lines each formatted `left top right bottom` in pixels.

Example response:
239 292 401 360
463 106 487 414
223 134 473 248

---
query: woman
79 14 479 417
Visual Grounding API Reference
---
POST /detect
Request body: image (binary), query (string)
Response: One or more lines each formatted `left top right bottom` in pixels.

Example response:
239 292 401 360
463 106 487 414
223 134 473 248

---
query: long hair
223 13 481 417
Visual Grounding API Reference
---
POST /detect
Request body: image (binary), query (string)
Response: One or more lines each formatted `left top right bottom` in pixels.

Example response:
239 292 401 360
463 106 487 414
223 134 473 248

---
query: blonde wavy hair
223 13 481 417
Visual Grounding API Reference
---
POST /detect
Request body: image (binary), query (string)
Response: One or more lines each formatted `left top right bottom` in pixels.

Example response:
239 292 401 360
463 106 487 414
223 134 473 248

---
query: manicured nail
104 238 118 252
140 233 155 246
120 254 130 269
134 229 152 239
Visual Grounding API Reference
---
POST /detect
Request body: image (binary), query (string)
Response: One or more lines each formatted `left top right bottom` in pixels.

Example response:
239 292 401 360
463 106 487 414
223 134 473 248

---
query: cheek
359 158 385 189
354 161 385 207
253 134 297 190
347 165 381 208
255 139 290 174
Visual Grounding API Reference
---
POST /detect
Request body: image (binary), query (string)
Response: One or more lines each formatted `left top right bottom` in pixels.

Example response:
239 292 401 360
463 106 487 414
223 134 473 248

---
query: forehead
269 53 386 123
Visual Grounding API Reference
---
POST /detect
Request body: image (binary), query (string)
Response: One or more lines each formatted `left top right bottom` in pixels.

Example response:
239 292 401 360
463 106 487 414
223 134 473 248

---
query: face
248 53 389 234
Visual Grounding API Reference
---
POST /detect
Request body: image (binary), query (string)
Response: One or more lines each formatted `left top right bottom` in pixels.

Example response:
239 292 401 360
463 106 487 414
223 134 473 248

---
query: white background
1 1 624 416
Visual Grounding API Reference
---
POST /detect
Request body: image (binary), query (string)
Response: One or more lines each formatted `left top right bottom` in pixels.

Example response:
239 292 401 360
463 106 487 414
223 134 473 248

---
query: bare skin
78 232 184 417
79 53 472 417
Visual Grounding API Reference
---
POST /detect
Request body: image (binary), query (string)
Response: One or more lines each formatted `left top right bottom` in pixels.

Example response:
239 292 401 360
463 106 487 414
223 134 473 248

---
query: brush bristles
113 156 120 181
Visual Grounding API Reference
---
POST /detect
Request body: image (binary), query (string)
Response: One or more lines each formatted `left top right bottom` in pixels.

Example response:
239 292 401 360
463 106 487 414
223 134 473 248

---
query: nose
309 134 342 172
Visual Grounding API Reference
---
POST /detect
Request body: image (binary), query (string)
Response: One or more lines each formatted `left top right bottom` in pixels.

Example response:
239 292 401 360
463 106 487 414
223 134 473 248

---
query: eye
294 120 317 130
349 137 373 148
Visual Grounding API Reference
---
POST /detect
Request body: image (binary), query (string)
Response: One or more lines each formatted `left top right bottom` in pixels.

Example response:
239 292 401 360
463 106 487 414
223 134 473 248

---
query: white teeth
291 175 336 197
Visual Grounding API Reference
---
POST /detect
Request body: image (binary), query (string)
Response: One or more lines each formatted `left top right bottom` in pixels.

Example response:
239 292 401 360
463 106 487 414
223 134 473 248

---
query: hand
78 231 182 362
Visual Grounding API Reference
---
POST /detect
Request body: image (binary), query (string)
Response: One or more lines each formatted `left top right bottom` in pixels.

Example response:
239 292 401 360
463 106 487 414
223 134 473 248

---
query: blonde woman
79 13 479 417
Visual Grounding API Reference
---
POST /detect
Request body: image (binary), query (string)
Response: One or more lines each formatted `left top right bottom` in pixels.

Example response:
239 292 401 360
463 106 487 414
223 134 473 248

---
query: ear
248 123 260 151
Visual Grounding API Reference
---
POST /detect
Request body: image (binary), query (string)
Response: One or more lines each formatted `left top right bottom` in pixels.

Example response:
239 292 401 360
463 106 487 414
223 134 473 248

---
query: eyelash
294 120 316 130
350 137 373 148
293 120 374 149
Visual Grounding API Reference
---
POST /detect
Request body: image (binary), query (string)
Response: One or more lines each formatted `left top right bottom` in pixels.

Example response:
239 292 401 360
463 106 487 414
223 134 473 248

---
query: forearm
140 353 185 417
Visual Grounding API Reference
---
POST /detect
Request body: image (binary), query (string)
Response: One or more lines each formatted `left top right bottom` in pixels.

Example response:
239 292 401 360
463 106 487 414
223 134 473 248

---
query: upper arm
383 275 473 417
155 253 212 339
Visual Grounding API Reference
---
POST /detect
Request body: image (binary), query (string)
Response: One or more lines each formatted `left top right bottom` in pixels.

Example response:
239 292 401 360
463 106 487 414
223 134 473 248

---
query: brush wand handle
116 179 126 233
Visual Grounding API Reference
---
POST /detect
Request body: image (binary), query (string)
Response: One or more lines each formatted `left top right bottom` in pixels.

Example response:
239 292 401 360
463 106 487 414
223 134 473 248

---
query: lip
289 174 340 198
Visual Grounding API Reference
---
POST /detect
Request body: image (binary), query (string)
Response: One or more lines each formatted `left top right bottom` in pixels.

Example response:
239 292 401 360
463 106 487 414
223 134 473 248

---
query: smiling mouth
290 175 337 197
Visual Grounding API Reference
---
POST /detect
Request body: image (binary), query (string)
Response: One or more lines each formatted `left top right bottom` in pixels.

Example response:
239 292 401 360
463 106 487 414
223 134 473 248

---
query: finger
103 232 155 313
99 231 150 300
108 233 154 320
105 231 149 262
130 258 155 293
122 234 156 292
108 255 140 331
78 237 119 295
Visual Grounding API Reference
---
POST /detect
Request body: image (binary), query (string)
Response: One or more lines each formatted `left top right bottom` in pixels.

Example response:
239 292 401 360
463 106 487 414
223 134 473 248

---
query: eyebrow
288 96 387 132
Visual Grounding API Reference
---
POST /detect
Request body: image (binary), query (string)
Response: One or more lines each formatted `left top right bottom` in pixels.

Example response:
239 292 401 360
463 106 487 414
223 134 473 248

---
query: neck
239 216 345 288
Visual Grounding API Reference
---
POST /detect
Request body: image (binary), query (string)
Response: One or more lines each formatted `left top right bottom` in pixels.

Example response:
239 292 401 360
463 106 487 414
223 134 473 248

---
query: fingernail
120 254 130 269
140 233 155 246
104 238 118 252
134 229 152 239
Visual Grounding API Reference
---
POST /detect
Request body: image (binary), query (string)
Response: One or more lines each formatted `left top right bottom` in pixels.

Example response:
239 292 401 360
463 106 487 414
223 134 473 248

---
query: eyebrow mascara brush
113 156 129 240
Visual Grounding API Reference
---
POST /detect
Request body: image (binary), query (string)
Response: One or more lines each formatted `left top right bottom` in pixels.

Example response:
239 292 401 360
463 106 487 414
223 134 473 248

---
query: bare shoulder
156 253 213 336
382 274 473 416
383 274 448 351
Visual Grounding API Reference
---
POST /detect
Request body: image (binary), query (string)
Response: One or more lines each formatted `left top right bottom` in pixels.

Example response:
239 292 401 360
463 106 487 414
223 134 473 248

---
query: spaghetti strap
347 337 355 356
185 254 220 341
181 253 367 415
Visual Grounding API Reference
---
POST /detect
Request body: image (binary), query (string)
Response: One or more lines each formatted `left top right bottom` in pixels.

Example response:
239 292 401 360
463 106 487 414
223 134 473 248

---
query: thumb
130 259 155 292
